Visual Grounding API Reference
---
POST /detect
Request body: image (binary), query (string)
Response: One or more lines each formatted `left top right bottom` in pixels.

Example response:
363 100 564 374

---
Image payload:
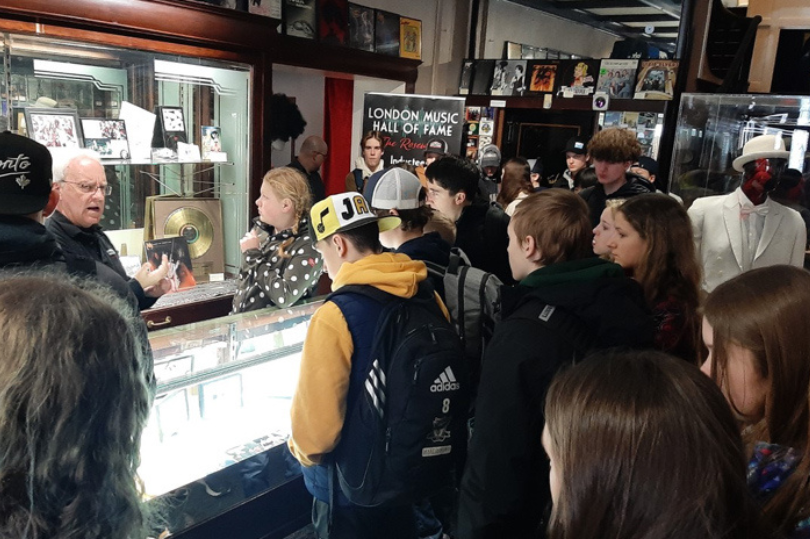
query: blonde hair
263 167 312 258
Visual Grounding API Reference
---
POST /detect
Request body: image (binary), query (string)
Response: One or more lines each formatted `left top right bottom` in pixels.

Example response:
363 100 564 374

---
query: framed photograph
201 125 228 162
80 118 131 159
24 108 83 149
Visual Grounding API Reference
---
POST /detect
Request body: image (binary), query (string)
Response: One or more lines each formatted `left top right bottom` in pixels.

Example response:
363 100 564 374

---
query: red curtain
322 77 354 195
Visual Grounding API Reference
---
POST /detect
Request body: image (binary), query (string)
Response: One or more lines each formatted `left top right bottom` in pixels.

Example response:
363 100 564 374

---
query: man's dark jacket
288 158 326 203
457 258 655 539
45 210 156 311
455 199 513 284
579 173 654 228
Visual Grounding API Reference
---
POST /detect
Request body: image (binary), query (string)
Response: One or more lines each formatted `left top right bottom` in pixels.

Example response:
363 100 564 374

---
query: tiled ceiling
512 0 682 54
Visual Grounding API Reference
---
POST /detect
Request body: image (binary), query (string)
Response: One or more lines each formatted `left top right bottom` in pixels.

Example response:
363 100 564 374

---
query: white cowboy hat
732 134 790 171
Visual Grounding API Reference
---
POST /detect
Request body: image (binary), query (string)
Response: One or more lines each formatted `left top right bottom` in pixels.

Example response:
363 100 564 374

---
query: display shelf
102 159 235 166
464 94 668 113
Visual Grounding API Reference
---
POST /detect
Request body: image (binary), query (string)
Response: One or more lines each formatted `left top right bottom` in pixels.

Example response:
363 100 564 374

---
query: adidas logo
430 366 460 393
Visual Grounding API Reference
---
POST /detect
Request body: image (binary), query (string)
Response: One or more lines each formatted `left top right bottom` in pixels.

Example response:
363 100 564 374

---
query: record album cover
470 60 494 96
348 3 374 51
634 59 678 100
596 59 639 98
459 60 475 95
144 237 197 292
374 9 400 56
249 0 281 18
399 17 422 60
284 0 317 39
318 0 348 45
527 61 560 93
491 60 527 96
556 59 599 96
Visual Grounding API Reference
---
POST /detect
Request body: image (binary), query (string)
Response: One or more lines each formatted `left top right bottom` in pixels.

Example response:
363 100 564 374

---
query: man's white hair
51 148 102 183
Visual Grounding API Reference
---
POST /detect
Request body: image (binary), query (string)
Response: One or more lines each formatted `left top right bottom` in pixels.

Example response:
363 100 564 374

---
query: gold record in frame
163 207 214 259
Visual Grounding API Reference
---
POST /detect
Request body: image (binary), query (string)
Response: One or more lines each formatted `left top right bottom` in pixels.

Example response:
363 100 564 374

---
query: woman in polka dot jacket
232 167 324 313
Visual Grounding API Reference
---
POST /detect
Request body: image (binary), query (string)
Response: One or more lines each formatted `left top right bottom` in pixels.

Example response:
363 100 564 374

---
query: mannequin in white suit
688 135 807 293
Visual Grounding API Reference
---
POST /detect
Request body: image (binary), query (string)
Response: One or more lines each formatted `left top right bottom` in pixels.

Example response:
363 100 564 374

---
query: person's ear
43 189 60 217
333 234 347 257
454 191 467 206
388 208 400 217
281 197 293 213
524 235 542 262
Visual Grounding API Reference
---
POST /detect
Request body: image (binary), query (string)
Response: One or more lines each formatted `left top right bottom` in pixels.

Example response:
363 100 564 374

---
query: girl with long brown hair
702 265 810 537
544 350 773 539
232 167 323 313
607 193 701 361
496 157 533 216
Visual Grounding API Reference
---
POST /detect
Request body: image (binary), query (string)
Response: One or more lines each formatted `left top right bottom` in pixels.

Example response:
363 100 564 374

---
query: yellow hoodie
288 252 447 466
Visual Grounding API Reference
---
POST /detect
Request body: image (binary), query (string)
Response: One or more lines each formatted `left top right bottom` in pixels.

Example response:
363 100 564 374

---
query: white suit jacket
688 190 807 293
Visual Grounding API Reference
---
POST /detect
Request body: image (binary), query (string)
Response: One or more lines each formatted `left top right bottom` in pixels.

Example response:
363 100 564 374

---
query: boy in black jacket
457 189 654 539
425 156 513 284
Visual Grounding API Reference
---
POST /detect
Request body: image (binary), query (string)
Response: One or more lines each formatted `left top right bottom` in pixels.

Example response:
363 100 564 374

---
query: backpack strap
353 169 364 193
510 302 597 362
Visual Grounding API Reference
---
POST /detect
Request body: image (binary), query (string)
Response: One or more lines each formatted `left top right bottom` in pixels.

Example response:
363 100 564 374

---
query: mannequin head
741 158 787 205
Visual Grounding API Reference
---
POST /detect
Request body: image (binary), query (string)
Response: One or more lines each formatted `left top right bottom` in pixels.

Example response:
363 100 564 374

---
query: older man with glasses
46 149 169 311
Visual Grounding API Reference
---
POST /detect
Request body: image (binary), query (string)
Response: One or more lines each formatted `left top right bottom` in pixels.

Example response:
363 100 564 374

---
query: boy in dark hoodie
457 189 654 539
371 167 451 299
579 127 653 228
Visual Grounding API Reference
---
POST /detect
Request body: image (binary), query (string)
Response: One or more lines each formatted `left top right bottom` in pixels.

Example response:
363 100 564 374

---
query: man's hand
240 229 260 252
135 254 170 290
144 277 172 298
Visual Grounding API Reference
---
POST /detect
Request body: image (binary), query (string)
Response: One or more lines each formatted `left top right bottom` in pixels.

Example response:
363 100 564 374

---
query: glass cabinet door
1 33 252 276
670 93 810 205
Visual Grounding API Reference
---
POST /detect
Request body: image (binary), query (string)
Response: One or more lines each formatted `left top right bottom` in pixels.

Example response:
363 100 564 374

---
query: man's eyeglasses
63 181 112 195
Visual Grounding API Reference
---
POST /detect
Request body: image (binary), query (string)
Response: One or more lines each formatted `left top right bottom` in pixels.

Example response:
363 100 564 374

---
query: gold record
163 207 214 259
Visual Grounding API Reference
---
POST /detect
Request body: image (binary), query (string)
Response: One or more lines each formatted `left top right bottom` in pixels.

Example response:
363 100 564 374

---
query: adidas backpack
327 282 469 507
425 248 502 393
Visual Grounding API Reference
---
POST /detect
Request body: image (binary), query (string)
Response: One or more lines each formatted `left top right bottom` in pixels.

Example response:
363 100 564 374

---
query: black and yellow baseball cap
309 192 401 243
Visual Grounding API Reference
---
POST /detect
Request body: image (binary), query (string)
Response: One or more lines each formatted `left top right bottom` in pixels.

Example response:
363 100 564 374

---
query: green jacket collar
520 258 624 288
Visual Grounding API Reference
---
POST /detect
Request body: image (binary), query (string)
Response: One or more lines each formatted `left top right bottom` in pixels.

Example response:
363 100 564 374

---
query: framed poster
80 118 131 159
348 3 374 51
318 0 348 45
399 17 422 60
374 9 400 56
284 0 317 39
24 108 82 149
459 60 475 95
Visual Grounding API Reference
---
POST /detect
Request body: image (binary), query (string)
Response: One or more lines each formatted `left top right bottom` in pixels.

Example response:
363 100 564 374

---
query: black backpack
327 282 469 507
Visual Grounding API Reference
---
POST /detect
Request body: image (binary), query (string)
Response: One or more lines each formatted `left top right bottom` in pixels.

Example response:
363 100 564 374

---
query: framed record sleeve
153 198 225 278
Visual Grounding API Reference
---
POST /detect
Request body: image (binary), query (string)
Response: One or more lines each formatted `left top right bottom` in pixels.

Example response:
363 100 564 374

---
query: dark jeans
312 498 418 539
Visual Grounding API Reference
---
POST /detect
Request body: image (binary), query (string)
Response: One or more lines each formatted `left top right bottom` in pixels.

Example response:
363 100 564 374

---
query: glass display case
669 93 810 206
1 32 252 278
141 299 322 535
